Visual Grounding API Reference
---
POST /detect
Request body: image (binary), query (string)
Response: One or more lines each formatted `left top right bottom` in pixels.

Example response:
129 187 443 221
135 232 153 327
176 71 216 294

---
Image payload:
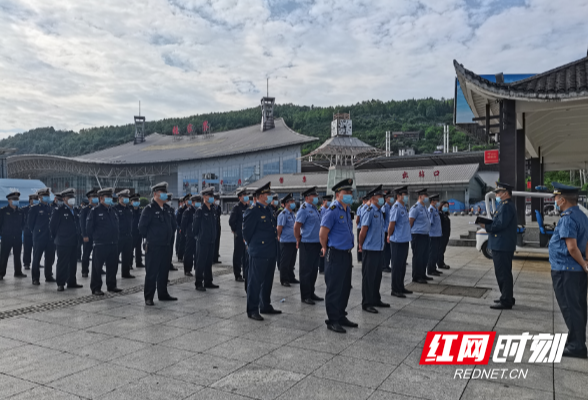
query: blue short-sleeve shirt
321 200 354 250
277 208 296 243
409 202 431 235
549 206 588 271
295 202 321 243
360 205 386 251
428 205 442 237
389 202 411 243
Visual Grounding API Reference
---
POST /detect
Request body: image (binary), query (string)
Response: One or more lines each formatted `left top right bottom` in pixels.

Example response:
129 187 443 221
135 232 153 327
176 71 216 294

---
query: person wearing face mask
358 185 390 313
318 195 333 274
381 191 394 273
277 193 297 287
21 194 38 271
49 188 82 291
388 186 413 298
28 188 55 285
427 194 443 277
181 194 199 277
176 195 189 262
437 201 451 270
212 193 222 264
0 191 27 280
130 193 144 269
409 188 432 284
139 182 177 305
165 193 179 272
229 189 249 282
355 196 369 263
193 187 219 291
320 179 357 333
80 189 98 278
477 181 517 310
114 190 135 279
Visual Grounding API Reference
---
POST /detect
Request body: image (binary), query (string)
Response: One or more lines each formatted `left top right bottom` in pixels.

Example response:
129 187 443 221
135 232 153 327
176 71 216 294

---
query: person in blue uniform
358 185 390 313
28 188 55 285
114 189 135 279
409 188 431 284
229 189 248 282
549 183 588 358
295 187 324 305
139 182 177 305
278 193 297 287
0 192 27 280
22 194 38 271
80 189 98 278
427 194 443 277
320 179 357 334
243 182 281 320
437 201 451 270
193 187 218 291
318 195 332 274
181 194 198 277
388 186 413 298
49 188 82 291
130 193 144 269
381 190 393 273
478 181 517 310
355 196 369 263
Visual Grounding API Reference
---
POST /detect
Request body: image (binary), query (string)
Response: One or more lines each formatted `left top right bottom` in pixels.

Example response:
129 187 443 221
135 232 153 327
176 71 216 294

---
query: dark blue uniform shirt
486 199 517 252
549 205 588 271
86 203 119 245
243 202 277 258
138 200 174 246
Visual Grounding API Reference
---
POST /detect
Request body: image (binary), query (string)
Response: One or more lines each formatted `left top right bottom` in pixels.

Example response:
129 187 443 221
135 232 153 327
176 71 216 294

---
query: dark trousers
325 248 352 324
77 237 82 261
23 231 33 267
56 244 78 287
232 235 245 278
242 247 250 292
318 255 325 273
411 234 429 280
276 240 281 271
382 233 391 270
0 238 22 277
246 256 276 315
132 234 143 267
437 234 450 267
177 231 186 260
300 242 321 300
427 236 442 274
91 244 118 292
32 236 55 282
195 240 214 286
118 236 133 276
183 237 196 273
552 270 588 355
213 226 221 262
279 242 297 283
144 244 171 300
81 238 93 274
356 229 362 262
169 234 175 269
391 242 409 293
361 250 383 307
492 250 514 305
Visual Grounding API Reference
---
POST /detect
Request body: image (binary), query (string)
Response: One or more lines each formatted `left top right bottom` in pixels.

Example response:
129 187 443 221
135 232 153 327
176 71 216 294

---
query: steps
449 229 478 247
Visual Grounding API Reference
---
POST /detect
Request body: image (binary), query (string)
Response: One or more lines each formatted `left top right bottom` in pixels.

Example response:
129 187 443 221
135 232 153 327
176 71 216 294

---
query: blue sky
0 0 587 137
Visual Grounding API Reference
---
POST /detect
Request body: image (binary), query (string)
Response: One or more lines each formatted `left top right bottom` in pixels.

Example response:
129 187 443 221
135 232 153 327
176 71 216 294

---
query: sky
1 0 587 137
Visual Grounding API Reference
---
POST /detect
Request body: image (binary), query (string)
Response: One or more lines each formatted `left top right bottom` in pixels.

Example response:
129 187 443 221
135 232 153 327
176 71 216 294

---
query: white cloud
0 0 586 136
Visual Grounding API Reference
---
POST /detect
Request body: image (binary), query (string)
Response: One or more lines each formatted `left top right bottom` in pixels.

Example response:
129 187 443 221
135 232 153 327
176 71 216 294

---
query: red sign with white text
420 332 496 365
484 150 499 165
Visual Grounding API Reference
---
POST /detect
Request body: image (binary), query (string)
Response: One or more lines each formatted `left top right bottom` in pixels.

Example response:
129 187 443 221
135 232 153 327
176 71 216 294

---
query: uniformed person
0 192 27 279
437 201 451 270
295 187 324 304
388 186 413 298
49 188 82 291
193 187 218 291
80 189 98 278
355 196 369 263
478 181 517 310
28 188 55 285
166 193 179 271
176 194 189 262
229 189 248 282
320 179 357 333
381 191 393 273
139 182 177 305
181 194 199 277
550 182 588 358
318 195 332 274
130 193 144 268
427 194 443 277
273 194 284 272
358 185 390 313
409 188 432 284
277 193 297 287
22 194 38 270
114 189 134 279
243 182 281 320
75 200 84 262
86 188 121 295
213 193 222 264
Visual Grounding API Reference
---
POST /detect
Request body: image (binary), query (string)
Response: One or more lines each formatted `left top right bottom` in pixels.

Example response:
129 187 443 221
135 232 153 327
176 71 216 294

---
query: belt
328 247 352 253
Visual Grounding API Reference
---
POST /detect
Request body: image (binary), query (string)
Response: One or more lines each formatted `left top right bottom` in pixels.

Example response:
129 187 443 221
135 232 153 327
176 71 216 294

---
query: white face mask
214 200 220 205
67 198 76 206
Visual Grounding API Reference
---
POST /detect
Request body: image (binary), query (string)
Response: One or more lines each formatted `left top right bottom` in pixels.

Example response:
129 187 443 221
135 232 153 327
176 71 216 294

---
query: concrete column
530 157 541 222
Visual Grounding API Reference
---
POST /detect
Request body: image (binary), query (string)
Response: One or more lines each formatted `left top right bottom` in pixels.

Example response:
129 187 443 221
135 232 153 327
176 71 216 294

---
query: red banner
484 150 499 165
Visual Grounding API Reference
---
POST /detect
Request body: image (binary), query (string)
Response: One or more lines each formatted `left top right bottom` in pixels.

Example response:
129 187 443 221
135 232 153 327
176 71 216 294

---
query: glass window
243 163 260 185
221 166 240 193
263 159 280 177
282 158 297 174
202 171 219 193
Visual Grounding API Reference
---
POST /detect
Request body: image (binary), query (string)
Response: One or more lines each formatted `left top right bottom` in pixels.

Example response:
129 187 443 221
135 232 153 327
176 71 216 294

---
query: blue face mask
122 198 129 204
403 195 409 203
273 200 278 206
187 200 192 206
207 197 214 204
423 198 430 205
159 192 168 201
132 201 140 207
195 202 201 208
442 207 449 212
243 196 249 202
326 201 331 207
495 197 501 207
42 196 50 203
342 194 353 205
33 199 39 205
57 201 63 207
555 199 561 211
377 198 385 206
104 197 113 206
91 197 99 204
311 197 319 205
289 202 296 210
10 200 19 207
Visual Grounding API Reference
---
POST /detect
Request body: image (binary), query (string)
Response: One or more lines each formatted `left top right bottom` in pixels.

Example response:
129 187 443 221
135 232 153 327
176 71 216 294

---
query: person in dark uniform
22 194 38 270
80 189 97 278
318 195 332 274
355 196 369 263
181 194 199 277
550 182 588 358
273 195 284 272
277 193 297 287
49 188 83 291
409 188 432 284
320 179 357 333
213 193 222 264
166 193 179 271
295 187 323 304
241 195 254 293
437 201 451 270
139 182 177 305
114 189 134 279
381 191 393 273
0 192 27 280
193 187 218 291
427 194 443 277
131 193 144 268
358 185 390 313
477 181 517 310
388 186 413 298
229 189 248 282
243 182 281 320
75 200 85 262
86 188 121 295
176 194 188 262
29 188 55 285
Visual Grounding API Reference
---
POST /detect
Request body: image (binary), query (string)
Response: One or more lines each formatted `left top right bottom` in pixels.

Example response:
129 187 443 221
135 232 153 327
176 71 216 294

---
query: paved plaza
0 216 586 399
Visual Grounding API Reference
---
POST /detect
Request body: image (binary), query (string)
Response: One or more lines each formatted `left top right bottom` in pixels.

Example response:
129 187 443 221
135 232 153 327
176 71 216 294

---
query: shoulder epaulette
302 204 306 209
330 205 336 210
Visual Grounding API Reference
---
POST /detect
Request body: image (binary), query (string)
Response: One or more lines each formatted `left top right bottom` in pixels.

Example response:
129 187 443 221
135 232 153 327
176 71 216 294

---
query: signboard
484 150 499 165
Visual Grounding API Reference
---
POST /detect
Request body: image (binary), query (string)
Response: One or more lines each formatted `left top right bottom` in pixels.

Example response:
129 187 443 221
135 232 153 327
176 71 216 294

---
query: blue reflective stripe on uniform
428 205 442 237
389 203 411 243
549 205 588 271
277 209 296 243
409 202 430 235
361 205 385 251
296 202 321 243
321 200 354 250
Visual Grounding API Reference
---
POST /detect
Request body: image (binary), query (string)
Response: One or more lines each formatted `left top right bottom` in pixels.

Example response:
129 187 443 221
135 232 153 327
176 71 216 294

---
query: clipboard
475 216 493 225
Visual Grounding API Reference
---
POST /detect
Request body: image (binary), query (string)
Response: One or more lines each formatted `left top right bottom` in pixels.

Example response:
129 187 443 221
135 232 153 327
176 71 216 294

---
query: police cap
322 195 333 201
366 185 385 198
494 181 513 193
86 189 97 198
117 189 131 198
302 186 318 197
254 182 271 196
151 182 168 193
29 194 38 200
37 188 50 196
214 193 220 199
182 194 190 202
60 188 75 198
394 186 408 195
428 193 440 201
236 188 248 197
6 191 20 200
332 179 353 193
167 193 174 201
97 187 114 197
81 199 89 205
552 182 580 195
384 189 393 198
282 193 294 203
191 194 202 201
130 193 140 201
416 188 428 196
201 187 214 196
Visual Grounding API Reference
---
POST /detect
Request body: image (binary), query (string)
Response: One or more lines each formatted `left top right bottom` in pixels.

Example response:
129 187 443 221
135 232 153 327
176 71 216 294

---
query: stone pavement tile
241 325 308 346
6 385 83 400
120 324 191 344
368 390 428 400
494 314 553 333
160 330 233 353
381 314 439 332
41 330 112 352
341 339 417 365
0 374 37 399
442 310 499 327
395 305 450 321
0 317 77 342
475 364 553 393
69 300 128 313
344 306 396 327
276 375 373 400
157 353 246 386
185 388 251 400
69 336 150 361
289 325 369 355
86 317 155 336
111 345 189 373
554 367 588 398
255 345 335 374
362 326 427 345
0 336 26 351
198 318 262 337
5 352 100 385
265 312 326 332
49 363 148 398
205 337 281 363
26 309 122 330
408 298 459 312
432 320 496 332
98 375 203 400
554 357 588 374
0 345 62 375
166 313 225 330
460 380 552 400
313 354 396 389
212 364 305 400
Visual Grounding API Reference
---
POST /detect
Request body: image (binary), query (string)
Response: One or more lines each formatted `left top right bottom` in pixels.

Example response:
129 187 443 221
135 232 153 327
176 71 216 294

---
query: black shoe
101 270 106 275
302 298 315 305
185 272 193 277
92 290 104 296
14 273 27 278
340 317 358 328
402 288 413 294
122 274 135 279
439 264 450 269
260 308 282 314
67 284 83 289
204 283 219 289
82 273 88 278
136 264 145 268
490 303 512 310
45 277 56 282
145 299 154 306
159 296 178 301
178 258 183 262
281 281 291 287
290 279 300 284
170 266 178 271
32 280 40 286
24 266 30 270
108 288 122 293
235 276 244 282
424 276 433 281
374 301 390 308
327 322 346 333
383 267 392 273
213 261 222 264
248 313 264 321
412 279 428 284
494 298 516 305
57 285 64 292
195 286 206 292
428 271 441 276
563 348 588 359
362 306 378 314
310 294 324 301
391 291 406 298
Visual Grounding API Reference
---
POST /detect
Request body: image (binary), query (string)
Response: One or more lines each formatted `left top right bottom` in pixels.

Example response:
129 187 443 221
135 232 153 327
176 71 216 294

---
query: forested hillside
0 98 492 157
